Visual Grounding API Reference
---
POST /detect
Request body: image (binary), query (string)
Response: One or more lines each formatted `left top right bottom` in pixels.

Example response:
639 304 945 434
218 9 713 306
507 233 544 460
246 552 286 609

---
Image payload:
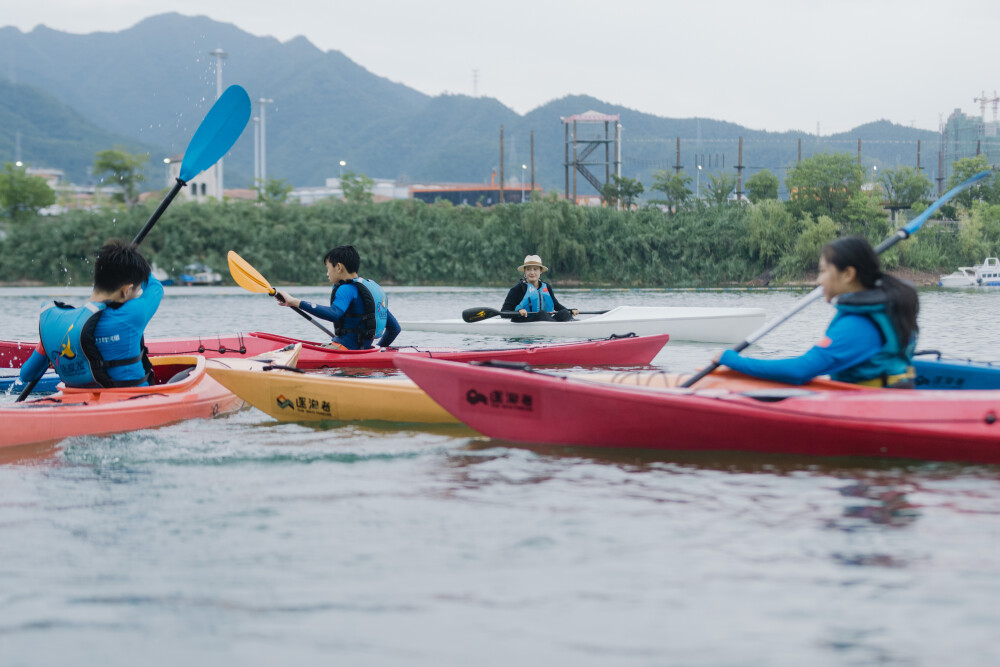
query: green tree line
1 154 998 287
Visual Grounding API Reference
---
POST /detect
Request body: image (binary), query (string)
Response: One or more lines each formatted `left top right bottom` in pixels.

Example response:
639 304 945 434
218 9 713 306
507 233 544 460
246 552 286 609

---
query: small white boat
399 305 767 343
938 257 1000 288
179 262 223 286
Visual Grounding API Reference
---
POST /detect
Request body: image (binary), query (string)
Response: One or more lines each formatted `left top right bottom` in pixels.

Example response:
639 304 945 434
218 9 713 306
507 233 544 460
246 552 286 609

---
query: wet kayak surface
2 286 1000 665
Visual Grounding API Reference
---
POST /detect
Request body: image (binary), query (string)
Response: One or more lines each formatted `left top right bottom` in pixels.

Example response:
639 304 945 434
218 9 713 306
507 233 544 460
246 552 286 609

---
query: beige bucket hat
517 254 548 272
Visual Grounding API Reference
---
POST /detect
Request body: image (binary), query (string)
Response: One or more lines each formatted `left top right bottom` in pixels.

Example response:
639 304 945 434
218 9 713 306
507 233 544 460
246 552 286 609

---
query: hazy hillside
0 14 941 193
0 79 162 184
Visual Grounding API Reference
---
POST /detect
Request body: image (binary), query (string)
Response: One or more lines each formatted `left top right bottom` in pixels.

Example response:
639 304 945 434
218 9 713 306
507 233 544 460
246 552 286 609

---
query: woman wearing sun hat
501 255 579 323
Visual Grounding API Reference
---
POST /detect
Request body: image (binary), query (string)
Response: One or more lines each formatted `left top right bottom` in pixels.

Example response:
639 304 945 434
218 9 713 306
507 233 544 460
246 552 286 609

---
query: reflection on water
3 287 1000 664
834 480 921 529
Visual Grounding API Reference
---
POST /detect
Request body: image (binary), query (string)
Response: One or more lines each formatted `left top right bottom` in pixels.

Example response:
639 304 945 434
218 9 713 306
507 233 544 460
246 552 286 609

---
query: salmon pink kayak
0 344 301 449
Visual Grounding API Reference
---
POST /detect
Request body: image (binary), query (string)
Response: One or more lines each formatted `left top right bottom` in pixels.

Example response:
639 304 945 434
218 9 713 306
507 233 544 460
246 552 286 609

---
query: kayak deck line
2 332 669 374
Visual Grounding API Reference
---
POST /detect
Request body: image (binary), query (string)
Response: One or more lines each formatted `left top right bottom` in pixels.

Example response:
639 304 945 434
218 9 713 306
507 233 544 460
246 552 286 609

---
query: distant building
410 172 541 205
165 155 217 201
411 185 515 206
940 107 1000 182
26 167 64 187
290 177 410 205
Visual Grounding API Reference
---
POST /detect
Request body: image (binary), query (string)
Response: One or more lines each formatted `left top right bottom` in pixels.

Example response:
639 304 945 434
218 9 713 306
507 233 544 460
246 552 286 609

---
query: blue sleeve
719 315 883 385
378 311 401 347
114 273 163 331
19 350 50 383
298 285 354 323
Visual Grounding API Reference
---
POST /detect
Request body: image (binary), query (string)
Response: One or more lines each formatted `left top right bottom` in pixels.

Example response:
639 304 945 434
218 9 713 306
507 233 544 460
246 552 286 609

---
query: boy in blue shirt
20 240 163 388
275 245 400 350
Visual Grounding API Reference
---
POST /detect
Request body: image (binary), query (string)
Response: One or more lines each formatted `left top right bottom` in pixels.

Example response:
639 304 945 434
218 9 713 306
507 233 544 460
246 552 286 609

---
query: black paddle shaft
273 291 338 340
462 306 607 323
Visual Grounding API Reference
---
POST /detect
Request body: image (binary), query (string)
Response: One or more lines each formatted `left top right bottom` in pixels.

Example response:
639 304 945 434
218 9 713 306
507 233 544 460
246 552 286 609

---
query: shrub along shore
0 195 996 288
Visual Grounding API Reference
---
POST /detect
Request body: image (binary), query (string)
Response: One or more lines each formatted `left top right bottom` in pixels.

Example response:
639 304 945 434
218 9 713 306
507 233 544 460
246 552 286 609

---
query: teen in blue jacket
275 245 400 350
714 236 918 387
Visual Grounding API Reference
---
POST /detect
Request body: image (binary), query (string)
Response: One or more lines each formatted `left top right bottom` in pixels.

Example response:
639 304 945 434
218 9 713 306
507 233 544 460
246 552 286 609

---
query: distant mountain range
0 13 941 193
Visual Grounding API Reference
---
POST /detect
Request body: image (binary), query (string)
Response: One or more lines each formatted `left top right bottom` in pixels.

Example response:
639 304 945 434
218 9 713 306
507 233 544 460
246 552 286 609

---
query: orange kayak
0 344 301 448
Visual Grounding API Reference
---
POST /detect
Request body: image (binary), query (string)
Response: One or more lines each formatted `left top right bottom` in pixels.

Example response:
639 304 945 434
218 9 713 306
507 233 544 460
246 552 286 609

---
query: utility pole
259 98 274 184
616 123 622 178
530 130 535 195
736 137 744 200
937 151 944 196
210 48 227 202
499 125 505 204
253 116 260 187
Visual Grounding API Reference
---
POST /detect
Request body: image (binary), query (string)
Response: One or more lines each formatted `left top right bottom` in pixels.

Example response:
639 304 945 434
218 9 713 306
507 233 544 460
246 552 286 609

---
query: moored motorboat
0 332 669 371
0 344 301 449
395 356 1000 464
178 262 223 285
938 257 1000 287
399 305 767 343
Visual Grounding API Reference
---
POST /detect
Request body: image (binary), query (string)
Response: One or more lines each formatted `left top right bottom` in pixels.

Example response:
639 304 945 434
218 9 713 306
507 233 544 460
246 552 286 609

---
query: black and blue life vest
330 277 388 347
38 301 151 388
828 289 915 385
519 282 555 313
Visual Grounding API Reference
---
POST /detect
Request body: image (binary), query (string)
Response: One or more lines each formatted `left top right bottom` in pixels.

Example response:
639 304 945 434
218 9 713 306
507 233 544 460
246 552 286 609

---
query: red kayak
0 332 668 371
394 356 1000 464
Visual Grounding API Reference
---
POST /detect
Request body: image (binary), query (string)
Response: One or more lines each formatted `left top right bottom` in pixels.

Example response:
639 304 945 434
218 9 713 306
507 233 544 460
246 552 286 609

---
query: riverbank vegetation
1 154 998 287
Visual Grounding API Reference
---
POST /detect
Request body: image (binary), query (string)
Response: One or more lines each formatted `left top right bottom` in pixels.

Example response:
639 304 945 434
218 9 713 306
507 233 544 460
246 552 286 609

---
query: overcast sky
6 0 999 134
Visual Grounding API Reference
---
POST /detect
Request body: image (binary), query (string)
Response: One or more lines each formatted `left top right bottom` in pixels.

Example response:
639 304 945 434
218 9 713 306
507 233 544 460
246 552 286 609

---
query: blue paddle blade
179 85 252 183
902 170 991 236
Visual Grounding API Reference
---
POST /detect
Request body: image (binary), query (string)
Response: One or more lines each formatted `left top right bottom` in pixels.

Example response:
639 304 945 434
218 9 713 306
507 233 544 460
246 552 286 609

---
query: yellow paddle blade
227 250 275 295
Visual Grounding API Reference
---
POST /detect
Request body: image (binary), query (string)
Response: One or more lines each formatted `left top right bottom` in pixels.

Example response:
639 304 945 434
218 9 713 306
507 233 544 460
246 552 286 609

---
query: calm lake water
2 285 1000 666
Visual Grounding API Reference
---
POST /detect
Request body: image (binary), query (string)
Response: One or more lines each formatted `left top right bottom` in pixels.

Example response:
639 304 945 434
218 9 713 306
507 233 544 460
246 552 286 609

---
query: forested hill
0 13 940 191
0 79 162 185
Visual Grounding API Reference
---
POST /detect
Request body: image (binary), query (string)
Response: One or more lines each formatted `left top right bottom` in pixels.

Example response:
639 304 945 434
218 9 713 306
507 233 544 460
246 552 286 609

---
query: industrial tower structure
562 111 620 203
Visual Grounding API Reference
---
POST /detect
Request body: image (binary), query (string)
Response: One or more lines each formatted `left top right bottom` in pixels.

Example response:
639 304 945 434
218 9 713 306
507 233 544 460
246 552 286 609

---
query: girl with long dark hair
714 236 919 387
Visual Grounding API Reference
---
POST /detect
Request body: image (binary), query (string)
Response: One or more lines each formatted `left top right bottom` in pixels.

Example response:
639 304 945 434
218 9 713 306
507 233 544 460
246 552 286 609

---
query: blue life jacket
330 277 388 347
518 282 555 313
38 301 149 388
828 289 915 385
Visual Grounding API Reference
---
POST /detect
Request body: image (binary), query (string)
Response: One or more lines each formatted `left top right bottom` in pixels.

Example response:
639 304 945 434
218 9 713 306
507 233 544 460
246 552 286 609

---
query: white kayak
400 306 767 343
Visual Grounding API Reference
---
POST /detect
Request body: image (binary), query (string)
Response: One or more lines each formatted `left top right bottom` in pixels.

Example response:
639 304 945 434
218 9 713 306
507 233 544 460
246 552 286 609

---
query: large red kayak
394 357 1000 464
0 344 301 449
0 332 668 371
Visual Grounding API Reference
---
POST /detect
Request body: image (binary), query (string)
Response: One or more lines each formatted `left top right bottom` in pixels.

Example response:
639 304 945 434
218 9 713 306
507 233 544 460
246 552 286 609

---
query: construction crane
974 90 995 122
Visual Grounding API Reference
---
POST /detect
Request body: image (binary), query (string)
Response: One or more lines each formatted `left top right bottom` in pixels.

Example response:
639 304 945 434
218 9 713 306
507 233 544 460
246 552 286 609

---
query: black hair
93 239 150 293
822 236 919 346
323 245 360 274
